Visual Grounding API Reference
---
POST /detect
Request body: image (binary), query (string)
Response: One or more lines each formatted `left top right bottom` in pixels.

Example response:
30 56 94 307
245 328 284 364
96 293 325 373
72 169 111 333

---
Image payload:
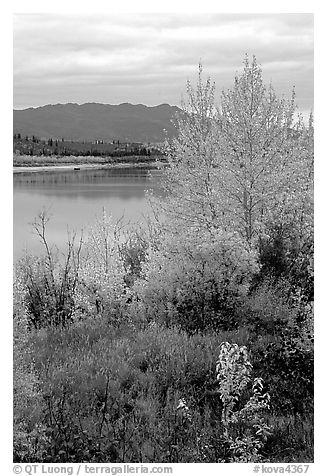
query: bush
15 211 131 329
75 211 129 323
262 414 314 463
118 229 149 287
236 279 314 416
258 223 313 303
215 342 272 462
253 329 313 416
237 280 297 335
15 212 82 329
134 229 259 333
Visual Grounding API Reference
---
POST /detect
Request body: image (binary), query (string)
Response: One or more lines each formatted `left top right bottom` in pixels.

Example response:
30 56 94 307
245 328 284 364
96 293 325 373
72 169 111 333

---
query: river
13 167 162 260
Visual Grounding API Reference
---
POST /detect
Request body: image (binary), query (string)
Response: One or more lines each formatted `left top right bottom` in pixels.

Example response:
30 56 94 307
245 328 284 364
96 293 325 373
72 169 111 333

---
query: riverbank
13 162 165 174
13 154 167 173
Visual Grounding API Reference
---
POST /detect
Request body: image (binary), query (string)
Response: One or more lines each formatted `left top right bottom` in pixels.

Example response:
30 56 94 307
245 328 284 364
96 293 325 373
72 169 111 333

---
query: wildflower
176 398 192 421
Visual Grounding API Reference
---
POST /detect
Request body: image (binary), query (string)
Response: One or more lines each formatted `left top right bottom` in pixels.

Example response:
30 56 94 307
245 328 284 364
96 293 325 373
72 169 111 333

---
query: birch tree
158 57 312 247
157 64 223 237
218 55 299 244
142 57 313 329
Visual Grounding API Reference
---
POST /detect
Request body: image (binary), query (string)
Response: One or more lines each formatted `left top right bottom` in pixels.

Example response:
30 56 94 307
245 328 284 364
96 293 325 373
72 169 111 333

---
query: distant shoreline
13 156 166 173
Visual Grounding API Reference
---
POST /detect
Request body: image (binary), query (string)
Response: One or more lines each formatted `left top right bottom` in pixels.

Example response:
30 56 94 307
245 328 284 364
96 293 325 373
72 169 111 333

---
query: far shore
13 159 166 174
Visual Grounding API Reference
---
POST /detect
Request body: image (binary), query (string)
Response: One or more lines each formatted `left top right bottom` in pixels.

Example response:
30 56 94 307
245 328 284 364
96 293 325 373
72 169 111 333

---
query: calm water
13 167 161 260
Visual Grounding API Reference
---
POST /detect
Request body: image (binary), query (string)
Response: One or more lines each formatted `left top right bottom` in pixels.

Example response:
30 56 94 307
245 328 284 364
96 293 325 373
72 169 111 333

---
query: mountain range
13 102 182 143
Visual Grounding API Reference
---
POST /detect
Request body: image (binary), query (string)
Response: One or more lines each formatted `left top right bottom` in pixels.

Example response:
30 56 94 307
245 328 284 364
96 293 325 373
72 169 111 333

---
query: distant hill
13 102 182 142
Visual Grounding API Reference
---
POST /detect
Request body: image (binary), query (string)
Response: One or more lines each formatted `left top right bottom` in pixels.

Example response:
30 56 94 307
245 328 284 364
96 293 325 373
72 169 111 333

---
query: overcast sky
13 13 313 116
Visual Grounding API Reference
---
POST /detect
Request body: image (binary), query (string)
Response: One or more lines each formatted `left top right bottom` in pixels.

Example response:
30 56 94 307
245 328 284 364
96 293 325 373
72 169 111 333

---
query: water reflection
13 167 162 260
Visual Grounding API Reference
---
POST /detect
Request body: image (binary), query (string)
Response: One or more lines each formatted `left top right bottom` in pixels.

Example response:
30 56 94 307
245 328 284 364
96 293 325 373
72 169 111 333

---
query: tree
155 64 222 237
141 57 313 330
218 55 305 244
157 56 313 247
256 111 314 298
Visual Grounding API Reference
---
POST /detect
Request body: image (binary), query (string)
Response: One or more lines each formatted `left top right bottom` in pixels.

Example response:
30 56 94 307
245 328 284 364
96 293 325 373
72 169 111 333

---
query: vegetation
13 135 163 161
13 154 164 168
13 56 313 463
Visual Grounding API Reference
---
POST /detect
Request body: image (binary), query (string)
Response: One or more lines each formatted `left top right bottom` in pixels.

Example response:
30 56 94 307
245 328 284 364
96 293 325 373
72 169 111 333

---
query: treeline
13 134 163 158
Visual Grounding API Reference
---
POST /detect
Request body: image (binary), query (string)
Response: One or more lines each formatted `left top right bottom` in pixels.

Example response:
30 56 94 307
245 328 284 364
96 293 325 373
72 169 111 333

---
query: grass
13 311 313 463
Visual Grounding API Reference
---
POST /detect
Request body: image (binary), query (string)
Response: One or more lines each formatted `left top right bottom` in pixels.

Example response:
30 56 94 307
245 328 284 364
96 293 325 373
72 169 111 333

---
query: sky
14 13 314 117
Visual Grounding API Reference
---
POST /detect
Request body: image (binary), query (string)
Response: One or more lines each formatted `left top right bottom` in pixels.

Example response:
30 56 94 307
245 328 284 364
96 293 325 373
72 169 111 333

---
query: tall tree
156 64 222 236
218 55 298 243
157 56 313 247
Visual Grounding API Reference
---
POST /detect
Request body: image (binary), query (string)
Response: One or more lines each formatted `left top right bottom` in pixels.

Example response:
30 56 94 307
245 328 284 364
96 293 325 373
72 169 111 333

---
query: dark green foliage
13 134 165 160
235 277 313 417
262 414 314 463
236 280 296 335
252 329 314 416
257 224 313 303
171 291 241 335
119 231 149 287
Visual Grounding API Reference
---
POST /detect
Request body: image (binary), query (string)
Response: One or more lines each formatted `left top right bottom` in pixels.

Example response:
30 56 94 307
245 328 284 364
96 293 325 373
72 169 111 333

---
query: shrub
75 211 129 324
15 212 82 329
249 312 314 416
262 414 314 463
118 229 149 287
258 223 313 303
215 342 271 462
237 280 297 335
134 229 259 333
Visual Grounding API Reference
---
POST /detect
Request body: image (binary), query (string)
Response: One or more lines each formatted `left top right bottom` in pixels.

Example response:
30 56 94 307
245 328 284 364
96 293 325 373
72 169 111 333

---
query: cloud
13 13 313 112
